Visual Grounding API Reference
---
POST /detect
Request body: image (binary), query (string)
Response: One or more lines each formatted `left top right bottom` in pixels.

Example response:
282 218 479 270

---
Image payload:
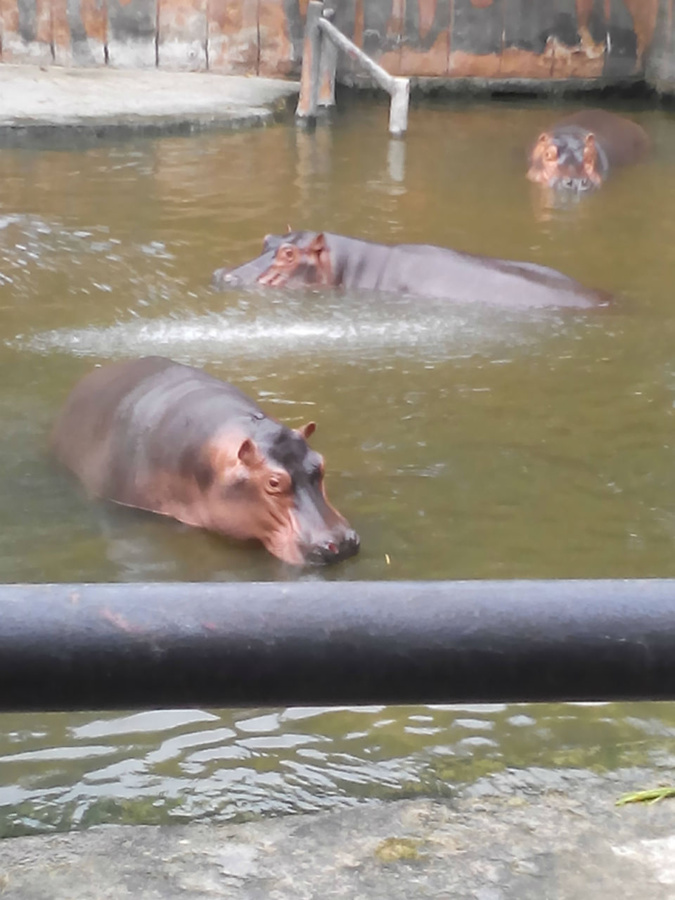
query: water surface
2 98 675 834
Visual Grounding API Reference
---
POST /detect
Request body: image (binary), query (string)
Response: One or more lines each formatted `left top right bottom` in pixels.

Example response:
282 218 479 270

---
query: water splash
16 298 563 366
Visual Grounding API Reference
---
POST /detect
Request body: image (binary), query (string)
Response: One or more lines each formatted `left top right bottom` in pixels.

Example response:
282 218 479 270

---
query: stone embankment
0 65 299 137
2 767 675 898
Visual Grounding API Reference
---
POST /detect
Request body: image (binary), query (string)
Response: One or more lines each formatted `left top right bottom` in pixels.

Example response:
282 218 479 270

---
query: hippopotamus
527 109 650 192
212 230 610 309
50 356 359 567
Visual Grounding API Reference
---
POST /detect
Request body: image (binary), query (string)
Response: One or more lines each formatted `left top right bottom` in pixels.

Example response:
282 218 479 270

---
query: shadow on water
2 101 675 833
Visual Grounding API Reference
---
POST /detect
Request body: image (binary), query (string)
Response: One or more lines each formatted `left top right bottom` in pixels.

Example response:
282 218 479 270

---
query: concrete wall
0 0 668 90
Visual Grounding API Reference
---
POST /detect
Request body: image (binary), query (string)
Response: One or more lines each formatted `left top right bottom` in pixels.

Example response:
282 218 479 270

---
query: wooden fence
1 0 674 92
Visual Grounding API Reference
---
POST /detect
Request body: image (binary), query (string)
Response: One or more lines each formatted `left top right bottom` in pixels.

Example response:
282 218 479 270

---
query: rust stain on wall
387 0 404 37
259 0 296 77
625 0 658 69
448 49 501 77
1 0 53 62
382 28 449 76
353 0 363 47
547 34 605 79
418 0 438 39
0 0 20 39
53 0 107 65
158 0 207 69
207 0 257 73
499 47 556 79
35 0 51 43
383 0 404 74
79 0 108 43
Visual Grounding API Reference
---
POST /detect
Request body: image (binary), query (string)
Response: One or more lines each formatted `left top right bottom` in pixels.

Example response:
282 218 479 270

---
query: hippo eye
544 146 558 162
266 473 288 493
279 245 296 264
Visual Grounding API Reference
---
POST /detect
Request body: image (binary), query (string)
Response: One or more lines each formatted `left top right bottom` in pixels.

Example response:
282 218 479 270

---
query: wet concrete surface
1 767 675 898
0 65 299 136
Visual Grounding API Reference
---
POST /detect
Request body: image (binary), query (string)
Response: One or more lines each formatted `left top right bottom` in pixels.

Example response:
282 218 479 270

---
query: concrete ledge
1 767 675 898
0 66 299 134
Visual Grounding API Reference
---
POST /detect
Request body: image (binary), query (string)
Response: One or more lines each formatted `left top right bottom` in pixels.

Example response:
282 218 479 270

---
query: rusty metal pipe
2 580 675 711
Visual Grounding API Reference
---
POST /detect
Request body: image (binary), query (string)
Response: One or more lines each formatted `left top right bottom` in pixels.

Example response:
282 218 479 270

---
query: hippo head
527 130 604 192
255 232 334 289
202 420 359 567
211 232 332 291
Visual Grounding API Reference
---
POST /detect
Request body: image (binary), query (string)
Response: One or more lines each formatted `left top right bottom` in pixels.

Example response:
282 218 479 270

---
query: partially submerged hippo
51 357 359 567
213 230 610 309
527 109 650 192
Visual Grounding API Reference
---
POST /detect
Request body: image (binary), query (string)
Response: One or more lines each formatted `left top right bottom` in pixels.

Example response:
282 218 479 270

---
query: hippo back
51 356 263 507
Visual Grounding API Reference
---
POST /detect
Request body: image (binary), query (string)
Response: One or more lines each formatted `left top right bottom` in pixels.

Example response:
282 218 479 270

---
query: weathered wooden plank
258 0 301 77
207 0 257 74
0 0 52 64
158 0 207 69
52 0 107 66
107 0 157 67
449 0 504 77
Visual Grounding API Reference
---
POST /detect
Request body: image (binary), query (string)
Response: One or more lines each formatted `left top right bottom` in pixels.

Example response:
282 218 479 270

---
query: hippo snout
303 528 360 566
211 267 241 288
557 175 595 193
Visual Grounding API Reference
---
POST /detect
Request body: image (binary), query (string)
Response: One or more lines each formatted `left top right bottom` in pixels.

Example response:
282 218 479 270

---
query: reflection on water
2 99 675 834
2 701 675 838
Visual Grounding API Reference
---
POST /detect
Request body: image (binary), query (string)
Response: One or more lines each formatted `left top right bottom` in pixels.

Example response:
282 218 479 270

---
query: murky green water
2 98 675 835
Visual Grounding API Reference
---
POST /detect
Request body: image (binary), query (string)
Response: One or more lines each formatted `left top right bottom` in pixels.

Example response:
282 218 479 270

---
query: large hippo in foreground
212 231 610 309
51 357 359 567
527 109 650 192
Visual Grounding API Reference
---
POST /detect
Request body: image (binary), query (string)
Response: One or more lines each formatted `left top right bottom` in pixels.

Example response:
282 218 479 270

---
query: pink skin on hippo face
187 422 355 566
527 131 603 192
526 110 651 193
50 357 359 567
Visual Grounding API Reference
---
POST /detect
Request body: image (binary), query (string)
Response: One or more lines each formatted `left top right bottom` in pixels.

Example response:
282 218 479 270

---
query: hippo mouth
302 528 361 566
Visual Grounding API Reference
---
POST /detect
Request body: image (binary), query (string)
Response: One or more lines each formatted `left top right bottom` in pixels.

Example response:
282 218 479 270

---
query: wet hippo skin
527 109 650 192
51 357 360 567
213 231 611 309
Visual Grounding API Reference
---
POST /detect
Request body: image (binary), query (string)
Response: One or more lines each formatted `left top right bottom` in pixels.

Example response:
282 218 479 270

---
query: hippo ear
309 233 327 253
237 438 258 467
583 133 598 164
296 421 316 441
307 234 332 285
